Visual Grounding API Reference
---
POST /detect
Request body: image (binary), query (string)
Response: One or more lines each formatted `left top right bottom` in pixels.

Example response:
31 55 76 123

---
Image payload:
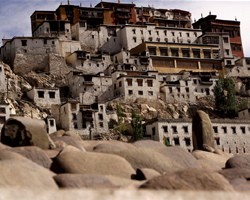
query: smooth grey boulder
140 168 234 191
5 146 52 168
192 111 214 151
1 117 50 149
50 146 135 179
54 174 116 189
226 154 250 169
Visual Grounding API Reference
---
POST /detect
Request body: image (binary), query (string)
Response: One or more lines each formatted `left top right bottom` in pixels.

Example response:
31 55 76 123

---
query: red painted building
95 1 137 25
193 15 244 58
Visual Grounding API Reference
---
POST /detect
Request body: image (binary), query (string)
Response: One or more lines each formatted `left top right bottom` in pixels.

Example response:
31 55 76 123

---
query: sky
0 0 250 56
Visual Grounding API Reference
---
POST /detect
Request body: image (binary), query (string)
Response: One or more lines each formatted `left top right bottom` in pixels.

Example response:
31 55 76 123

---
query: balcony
82 116 93 121
115 8 130 12
116 13 131 19
80 12 103 19
200 81 213 86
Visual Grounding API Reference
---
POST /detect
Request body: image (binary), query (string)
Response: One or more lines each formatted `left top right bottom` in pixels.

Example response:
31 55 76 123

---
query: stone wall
47 54 69 77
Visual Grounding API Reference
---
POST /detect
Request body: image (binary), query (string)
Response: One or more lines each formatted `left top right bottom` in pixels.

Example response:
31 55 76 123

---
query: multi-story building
30 11 56 33
112 70 159 100
130 41 224 75
193 14 244 58
51 100 109 136
145 118 250 154
67 71 113 105
66 50 112 74
159 71 218 103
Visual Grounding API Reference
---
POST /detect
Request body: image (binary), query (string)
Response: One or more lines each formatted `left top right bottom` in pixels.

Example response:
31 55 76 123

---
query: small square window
174 138 180 146
148 91 153 96
183 126 188 133
98 114 103 120
232 127 236 134
222 127 227 133
185 138 191 146
0 107 6 114
163 126 168 133
241 127 246 134
21 40 27 46
49 92 55 98
49 120 54 127
38 91 44 98
72 113 77 120
213 126 218 133
74 123 78 129
215 137 220 145
0 116 5 124
172 126 177 133
99 122 104 128
52 41 55 45
138 91 143 95
128 90 133 95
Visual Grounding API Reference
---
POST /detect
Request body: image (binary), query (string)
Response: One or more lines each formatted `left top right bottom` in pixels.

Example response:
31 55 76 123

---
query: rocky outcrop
192 110 214 150
1 117 50 149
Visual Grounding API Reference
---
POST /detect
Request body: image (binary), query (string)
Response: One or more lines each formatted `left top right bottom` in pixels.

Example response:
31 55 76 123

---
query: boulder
1 117 50 149
133 140 165 148
136 168 161 180
50 145 135 179
0 159 57 189
43 150 60 158
93 141 135 153
114 147 200 174
78 140 103 151
54 174 116 189
192 110 214 150
104 175 146 189
192 150 228 169
5 146 52 168
49 130 65 139
63 131 82 141
148 107 157 112
198 159 222 171
140 168 234 191
229 178 250 191
218 168 250 182
0 150 28 161
140 104 149 113
52 136 86 152
0 143 11 150
226 154 250 169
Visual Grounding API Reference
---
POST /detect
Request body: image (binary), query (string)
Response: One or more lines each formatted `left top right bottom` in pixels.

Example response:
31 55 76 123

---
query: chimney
118 0 120 3
68 0 70 5
80 3 82 7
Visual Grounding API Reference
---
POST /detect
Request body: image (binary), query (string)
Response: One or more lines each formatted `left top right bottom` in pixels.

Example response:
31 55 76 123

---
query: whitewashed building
112 70 159 100
51 100 109 136
145 118 250 154
27 87 61 108
0 103 10 131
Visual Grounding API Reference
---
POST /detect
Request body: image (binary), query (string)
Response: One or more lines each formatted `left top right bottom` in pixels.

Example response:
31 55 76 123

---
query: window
0 116 5 124
185 138 191 146
163 126 168 133
128 90 133 95
171 49 179 57
127 79 132 86
183 126 188 133
148 91 153 96
99 122 104 128
119 81 122 87
49 92 55 98
138 91 143 95
194 32 197 37
82 122 87 129
164 30 167 36
223 37 228 43
147 80 153 87
74 123 78 129
132 29 136 34
193 51 200 58
179 32 182 37
193 79 197 84
174 138 180 146
38 91 44 98
0 107 6 114
137 79 143 86
213 126 218 133
186 33 190 37
160 48 168 56
225 49 230 55
72 113 77 120
172 126 177 133
204 52 211 59
215 137 220 145
171 32 175 36
21 40 27 46
177 88 180 93
134 60 137 65
227 60 232 65
241 127 246 134
169 87 172 93
148 47 156 55
152 127 155 135
156 31 159 35
133 37 137 43
148 30 151 35
232 127 236 134
52 41 55 45
98 114 103 120
185 88 189 93
182 50 190 57
141 30 143 34
92 35 94 39
114 84 116 90
49 120 54 127
222 127 227 133
71 103 77 110
44 40 47 45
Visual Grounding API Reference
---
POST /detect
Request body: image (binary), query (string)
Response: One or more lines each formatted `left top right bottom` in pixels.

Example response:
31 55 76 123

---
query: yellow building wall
73 7 80 24
103 11 113 25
